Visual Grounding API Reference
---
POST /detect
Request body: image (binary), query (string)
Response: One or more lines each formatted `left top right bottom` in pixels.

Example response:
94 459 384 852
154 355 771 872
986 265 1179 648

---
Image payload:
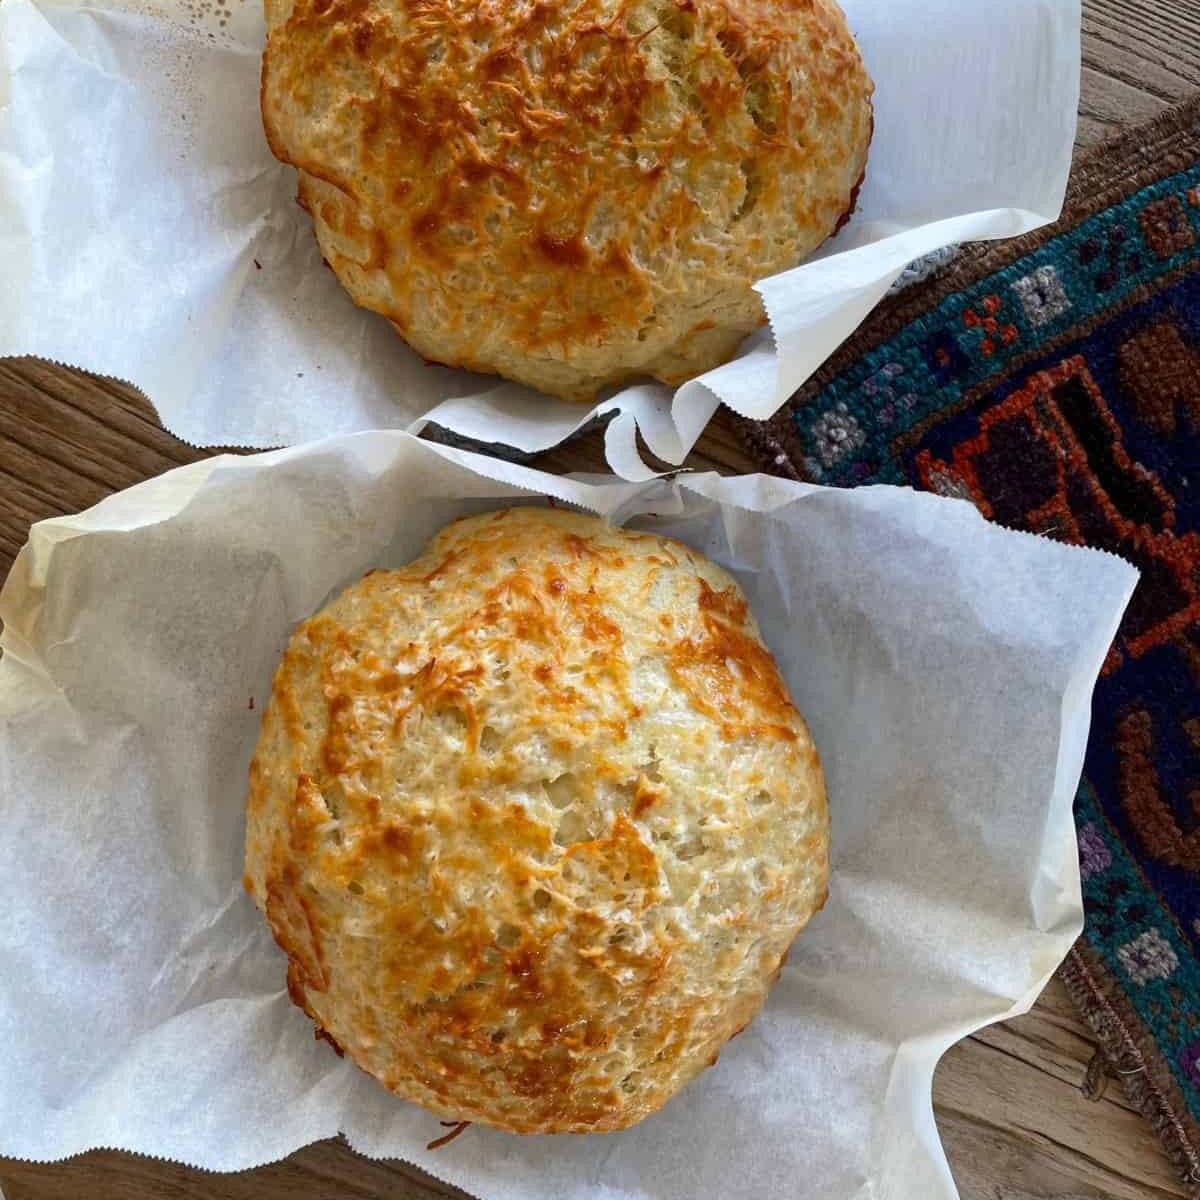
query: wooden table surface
2 4 1198 1197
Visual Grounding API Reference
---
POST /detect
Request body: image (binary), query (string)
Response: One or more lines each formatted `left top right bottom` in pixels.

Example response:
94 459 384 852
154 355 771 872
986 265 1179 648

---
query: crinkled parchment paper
0 0 1080 472
0 433 1135 1198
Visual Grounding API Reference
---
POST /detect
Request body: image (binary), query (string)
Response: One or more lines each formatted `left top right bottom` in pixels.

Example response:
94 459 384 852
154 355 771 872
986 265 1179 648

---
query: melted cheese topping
261 0 873 399
245 508 828 1133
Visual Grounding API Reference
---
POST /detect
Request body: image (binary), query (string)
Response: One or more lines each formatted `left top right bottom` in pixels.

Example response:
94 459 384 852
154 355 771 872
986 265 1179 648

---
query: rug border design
744 97 1200 484
1069 782 1200 1193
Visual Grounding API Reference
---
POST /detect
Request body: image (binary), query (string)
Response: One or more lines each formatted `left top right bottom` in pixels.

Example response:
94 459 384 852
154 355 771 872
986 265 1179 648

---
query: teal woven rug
739 97 1200 1189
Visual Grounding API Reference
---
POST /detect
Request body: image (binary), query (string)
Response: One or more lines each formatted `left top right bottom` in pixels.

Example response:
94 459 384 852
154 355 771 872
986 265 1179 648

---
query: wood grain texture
1 5 1197 1197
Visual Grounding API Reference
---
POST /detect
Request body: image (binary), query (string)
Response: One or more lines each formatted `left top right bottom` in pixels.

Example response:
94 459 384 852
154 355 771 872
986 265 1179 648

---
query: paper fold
0 0 1080 470
0 433 1136 1200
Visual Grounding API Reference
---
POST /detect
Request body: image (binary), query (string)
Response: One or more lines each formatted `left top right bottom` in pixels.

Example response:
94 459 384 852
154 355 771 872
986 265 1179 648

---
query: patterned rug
738 97 1200 1188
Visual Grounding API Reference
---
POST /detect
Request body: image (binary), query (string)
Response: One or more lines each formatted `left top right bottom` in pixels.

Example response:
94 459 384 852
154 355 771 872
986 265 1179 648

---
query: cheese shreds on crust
245 508 828 1133
261 0 873 400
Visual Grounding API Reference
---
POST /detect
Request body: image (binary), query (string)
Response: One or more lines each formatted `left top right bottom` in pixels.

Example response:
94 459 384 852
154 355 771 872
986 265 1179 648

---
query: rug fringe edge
1061 942 1200 1198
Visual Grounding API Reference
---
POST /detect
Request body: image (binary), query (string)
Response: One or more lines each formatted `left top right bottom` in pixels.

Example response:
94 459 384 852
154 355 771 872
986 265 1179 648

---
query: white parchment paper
0 433 1136 1198
0 0 1080 472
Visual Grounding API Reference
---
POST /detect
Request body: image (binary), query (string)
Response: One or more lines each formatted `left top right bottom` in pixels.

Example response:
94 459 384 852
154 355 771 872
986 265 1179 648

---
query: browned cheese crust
261 0 874 399
244 508 829 1132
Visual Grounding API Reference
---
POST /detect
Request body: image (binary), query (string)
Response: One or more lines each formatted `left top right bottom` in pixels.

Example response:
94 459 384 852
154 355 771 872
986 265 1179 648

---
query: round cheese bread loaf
261 0 874 400
244 507 828 1132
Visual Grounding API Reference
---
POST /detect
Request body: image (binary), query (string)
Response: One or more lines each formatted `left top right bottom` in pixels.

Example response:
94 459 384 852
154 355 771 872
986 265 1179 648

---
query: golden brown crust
244 509 828 1132
261 0 874 400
